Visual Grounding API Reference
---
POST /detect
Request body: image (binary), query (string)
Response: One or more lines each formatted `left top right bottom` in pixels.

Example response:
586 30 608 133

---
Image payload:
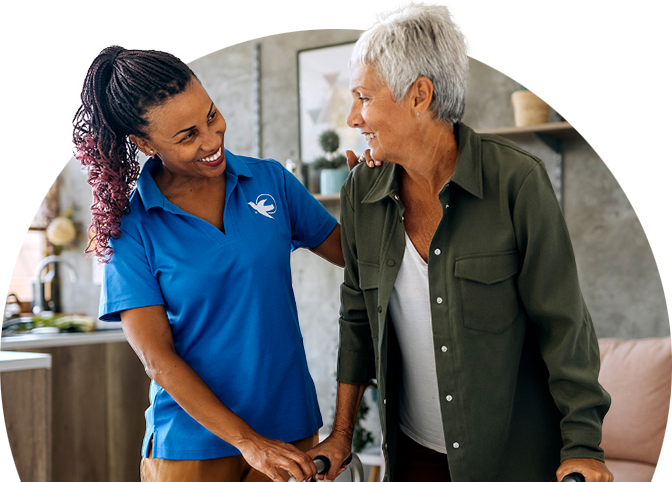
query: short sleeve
99 228 165 321
283 168 337 250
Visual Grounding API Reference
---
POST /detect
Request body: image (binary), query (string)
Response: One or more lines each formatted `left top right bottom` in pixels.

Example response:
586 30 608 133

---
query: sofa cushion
604 458 656 482
598 337 671 465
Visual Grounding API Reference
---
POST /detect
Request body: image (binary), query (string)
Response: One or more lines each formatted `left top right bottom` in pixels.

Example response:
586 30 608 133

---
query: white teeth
199 147 222 162
364 133 377 140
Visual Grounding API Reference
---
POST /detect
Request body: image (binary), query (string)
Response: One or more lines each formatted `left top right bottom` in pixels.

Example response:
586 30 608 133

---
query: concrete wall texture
55 30 668 439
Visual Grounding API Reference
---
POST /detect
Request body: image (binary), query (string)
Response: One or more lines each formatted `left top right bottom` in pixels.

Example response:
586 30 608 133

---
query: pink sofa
598 337 672 482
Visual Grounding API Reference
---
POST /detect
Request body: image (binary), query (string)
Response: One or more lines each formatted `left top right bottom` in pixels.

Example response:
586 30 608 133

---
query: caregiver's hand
346 149 380 170
237 433 318 482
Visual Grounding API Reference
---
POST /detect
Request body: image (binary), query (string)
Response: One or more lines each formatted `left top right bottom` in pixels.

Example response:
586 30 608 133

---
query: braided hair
72 46 196 262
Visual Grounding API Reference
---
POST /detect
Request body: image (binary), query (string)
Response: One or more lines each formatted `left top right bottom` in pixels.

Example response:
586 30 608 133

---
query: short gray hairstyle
350 3 469 125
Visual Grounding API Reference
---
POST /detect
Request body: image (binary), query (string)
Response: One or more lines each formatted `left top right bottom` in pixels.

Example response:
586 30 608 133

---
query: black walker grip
562 474 585 482
313 454 353 475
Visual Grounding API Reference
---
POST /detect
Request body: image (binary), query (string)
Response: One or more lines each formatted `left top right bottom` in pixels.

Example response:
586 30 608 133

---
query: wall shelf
475 121 578 140
313 193 341 202
476 121 581 211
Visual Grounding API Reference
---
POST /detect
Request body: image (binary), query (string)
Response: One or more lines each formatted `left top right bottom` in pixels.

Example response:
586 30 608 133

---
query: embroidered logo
248 194 277 219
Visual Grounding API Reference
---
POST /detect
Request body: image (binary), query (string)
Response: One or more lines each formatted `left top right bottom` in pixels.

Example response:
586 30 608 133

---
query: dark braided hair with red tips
72 46 196 262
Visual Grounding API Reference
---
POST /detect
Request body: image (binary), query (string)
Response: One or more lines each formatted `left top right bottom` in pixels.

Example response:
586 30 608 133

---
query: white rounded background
1 1 670 480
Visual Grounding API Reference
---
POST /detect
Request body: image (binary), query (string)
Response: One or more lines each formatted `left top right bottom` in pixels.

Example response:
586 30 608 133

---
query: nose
346 100 361 129
204 116 226 151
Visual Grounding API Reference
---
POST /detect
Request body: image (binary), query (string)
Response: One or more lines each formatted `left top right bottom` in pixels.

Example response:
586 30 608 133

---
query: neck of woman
399 122 458 196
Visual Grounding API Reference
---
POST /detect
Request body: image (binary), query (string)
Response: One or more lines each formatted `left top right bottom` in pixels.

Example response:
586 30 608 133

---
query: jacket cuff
561 430 606 462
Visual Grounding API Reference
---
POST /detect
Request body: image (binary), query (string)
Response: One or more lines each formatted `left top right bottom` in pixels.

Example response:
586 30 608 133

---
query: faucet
31 255 77 315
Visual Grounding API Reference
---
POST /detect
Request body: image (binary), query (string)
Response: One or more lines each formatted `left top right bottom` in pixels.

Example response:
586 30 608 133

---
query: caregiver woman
72 46 343 482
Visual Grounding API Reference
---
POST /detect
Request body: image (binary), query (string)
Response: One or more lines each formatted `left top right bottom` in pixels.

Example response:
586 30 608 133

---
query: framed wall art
297 42 367 178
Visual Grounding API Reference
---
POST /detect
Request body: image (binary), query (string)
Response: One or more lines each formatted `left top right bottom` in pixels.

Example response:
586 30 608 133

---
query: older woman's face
347 63 415 164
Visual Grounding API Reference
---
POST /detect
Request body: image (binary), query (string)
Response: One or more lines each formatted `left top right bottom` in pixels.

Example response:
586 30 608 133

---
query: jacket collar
135 149 252 211
361 122 484 203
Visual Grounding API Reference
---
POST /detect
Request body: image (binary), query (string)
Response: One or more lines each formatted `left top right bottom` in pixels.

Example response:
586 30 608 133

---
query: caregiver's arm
310 223 344 268
121 305 317 482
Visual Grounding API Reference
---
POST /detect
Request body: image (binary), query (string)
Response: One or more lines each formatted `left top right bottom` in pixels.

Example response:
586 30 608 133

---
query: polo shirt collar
135 149 253 212
361 122 484 203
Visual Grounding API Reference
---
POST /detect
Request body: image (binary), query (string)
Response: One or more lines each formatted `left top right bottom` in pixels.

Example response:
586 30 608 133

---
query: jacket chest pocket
454 250 520 334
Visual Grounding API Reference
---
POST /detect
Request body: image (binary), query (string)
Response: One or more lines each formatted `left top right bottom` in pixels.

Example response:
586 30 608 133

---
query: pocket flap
357 261 380 290
454 251 519 285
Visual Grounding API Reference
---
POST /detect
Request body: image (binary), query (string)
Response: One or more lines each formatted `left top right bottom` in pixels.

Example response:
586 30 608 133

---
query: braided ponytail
72 46 196 262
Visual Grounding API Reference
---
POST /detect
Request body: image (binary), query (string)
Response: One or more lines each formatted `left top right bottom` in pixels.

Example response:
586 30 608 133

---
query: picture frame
297 41 367 187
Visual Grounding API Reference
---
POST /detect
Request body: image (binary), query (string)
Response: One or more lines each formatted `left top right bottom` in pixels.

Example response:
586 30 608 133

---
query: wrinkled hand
556 458 613 482
306 431 353 482
237 433 317 482
346 149 381 170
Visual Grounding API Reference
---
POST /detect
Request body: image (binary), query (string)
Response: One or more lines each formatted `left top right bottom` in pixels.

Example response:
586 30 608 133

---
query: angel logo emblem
248 194 277 219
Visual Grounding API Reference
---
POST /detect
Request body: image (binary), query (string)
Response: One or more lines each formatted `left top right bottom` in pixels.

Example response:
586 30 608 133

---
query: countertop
0 327 127 350
0 351 52 372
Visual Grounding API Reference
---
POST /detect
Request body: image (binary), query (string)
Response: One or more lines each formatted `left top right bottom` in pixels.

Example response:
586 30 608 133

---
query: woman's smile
197 146 224 166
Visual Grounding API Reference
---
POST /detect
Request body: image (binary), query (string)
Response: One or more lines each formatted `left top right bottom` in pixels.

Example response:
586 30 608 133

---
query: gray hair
350 3 469 125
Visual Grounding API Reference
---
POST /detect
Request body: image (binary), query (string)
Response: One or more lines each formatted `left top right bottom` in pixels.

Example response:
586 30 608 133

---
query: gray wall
55 30 668 442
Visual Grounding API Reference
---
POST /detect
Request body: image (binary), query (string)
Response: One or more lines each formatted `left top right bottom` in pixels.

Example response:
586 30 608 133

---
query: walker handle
562 474 585 482
288 453 354 482
313 453 353 474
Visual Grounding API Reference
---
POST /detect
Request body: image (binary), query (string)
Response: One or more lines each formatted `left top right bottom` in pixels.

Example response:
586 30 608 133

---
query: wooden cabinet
3 336 150 482
1 352 52 482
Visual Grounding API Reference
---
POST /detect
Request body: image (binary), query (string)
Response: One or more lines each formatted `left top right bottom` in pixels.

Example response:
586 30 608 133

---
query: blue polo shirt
100 150 336 460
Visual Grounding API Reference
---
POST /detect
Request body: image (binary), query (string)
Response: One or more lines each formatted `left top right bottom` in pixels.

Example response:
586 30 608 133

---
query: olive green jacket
336 123 610 482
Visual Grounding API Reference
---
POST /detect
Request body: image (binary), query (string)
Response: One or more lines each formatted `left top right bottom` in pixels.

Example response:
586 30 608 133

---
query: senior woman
311 4 613 482
72 46 344 482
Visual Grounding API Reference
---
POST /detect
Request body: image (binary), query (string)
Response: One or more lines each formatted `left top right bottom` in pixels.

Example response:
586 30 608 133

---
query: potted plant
511 85 550 127
311 129 348 195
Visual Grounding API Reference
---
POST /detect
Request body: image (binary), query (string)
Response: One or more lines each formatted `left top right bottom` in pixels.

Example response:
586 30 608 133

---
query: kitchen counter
1 327 126 350
0 350 52 371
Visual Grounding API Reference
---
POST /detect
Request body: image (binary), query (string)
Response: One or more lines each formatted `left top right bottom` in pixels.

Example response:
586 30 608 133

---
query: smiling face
347 63 417 164
130 79 227 179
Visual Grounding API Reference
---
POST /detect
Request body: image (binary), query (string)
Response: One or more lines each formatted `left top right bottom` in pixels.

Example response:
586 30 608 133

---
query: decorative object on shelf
312 129 348 195
46 216 76 247
45 207 81 254
511 86 550 127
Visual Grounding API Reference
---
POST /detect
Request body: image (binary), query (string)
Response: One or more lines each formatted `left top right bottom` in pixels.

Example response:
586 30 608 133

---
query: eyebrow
172 103 215 138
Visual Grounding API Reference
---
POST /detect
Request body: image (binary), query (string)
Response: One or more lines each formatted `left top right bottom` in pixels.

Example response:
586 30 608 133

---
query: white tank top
388 231 447 454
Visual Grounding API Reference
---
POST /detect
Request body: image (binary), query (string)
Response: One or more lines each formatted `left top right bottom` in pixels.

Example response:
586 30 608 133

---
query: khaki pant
141 433 318 482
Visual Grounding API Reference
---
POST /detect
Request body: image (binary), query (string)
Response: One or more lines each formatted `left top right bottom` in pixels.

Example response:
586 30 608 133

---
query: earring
416 112 421 117
150 150 154 154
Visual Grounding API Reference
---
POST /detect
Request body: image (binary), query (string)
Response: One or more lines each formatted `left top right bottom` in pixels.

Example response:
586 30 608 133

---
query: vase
511 90 550 127
320 169 349 195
